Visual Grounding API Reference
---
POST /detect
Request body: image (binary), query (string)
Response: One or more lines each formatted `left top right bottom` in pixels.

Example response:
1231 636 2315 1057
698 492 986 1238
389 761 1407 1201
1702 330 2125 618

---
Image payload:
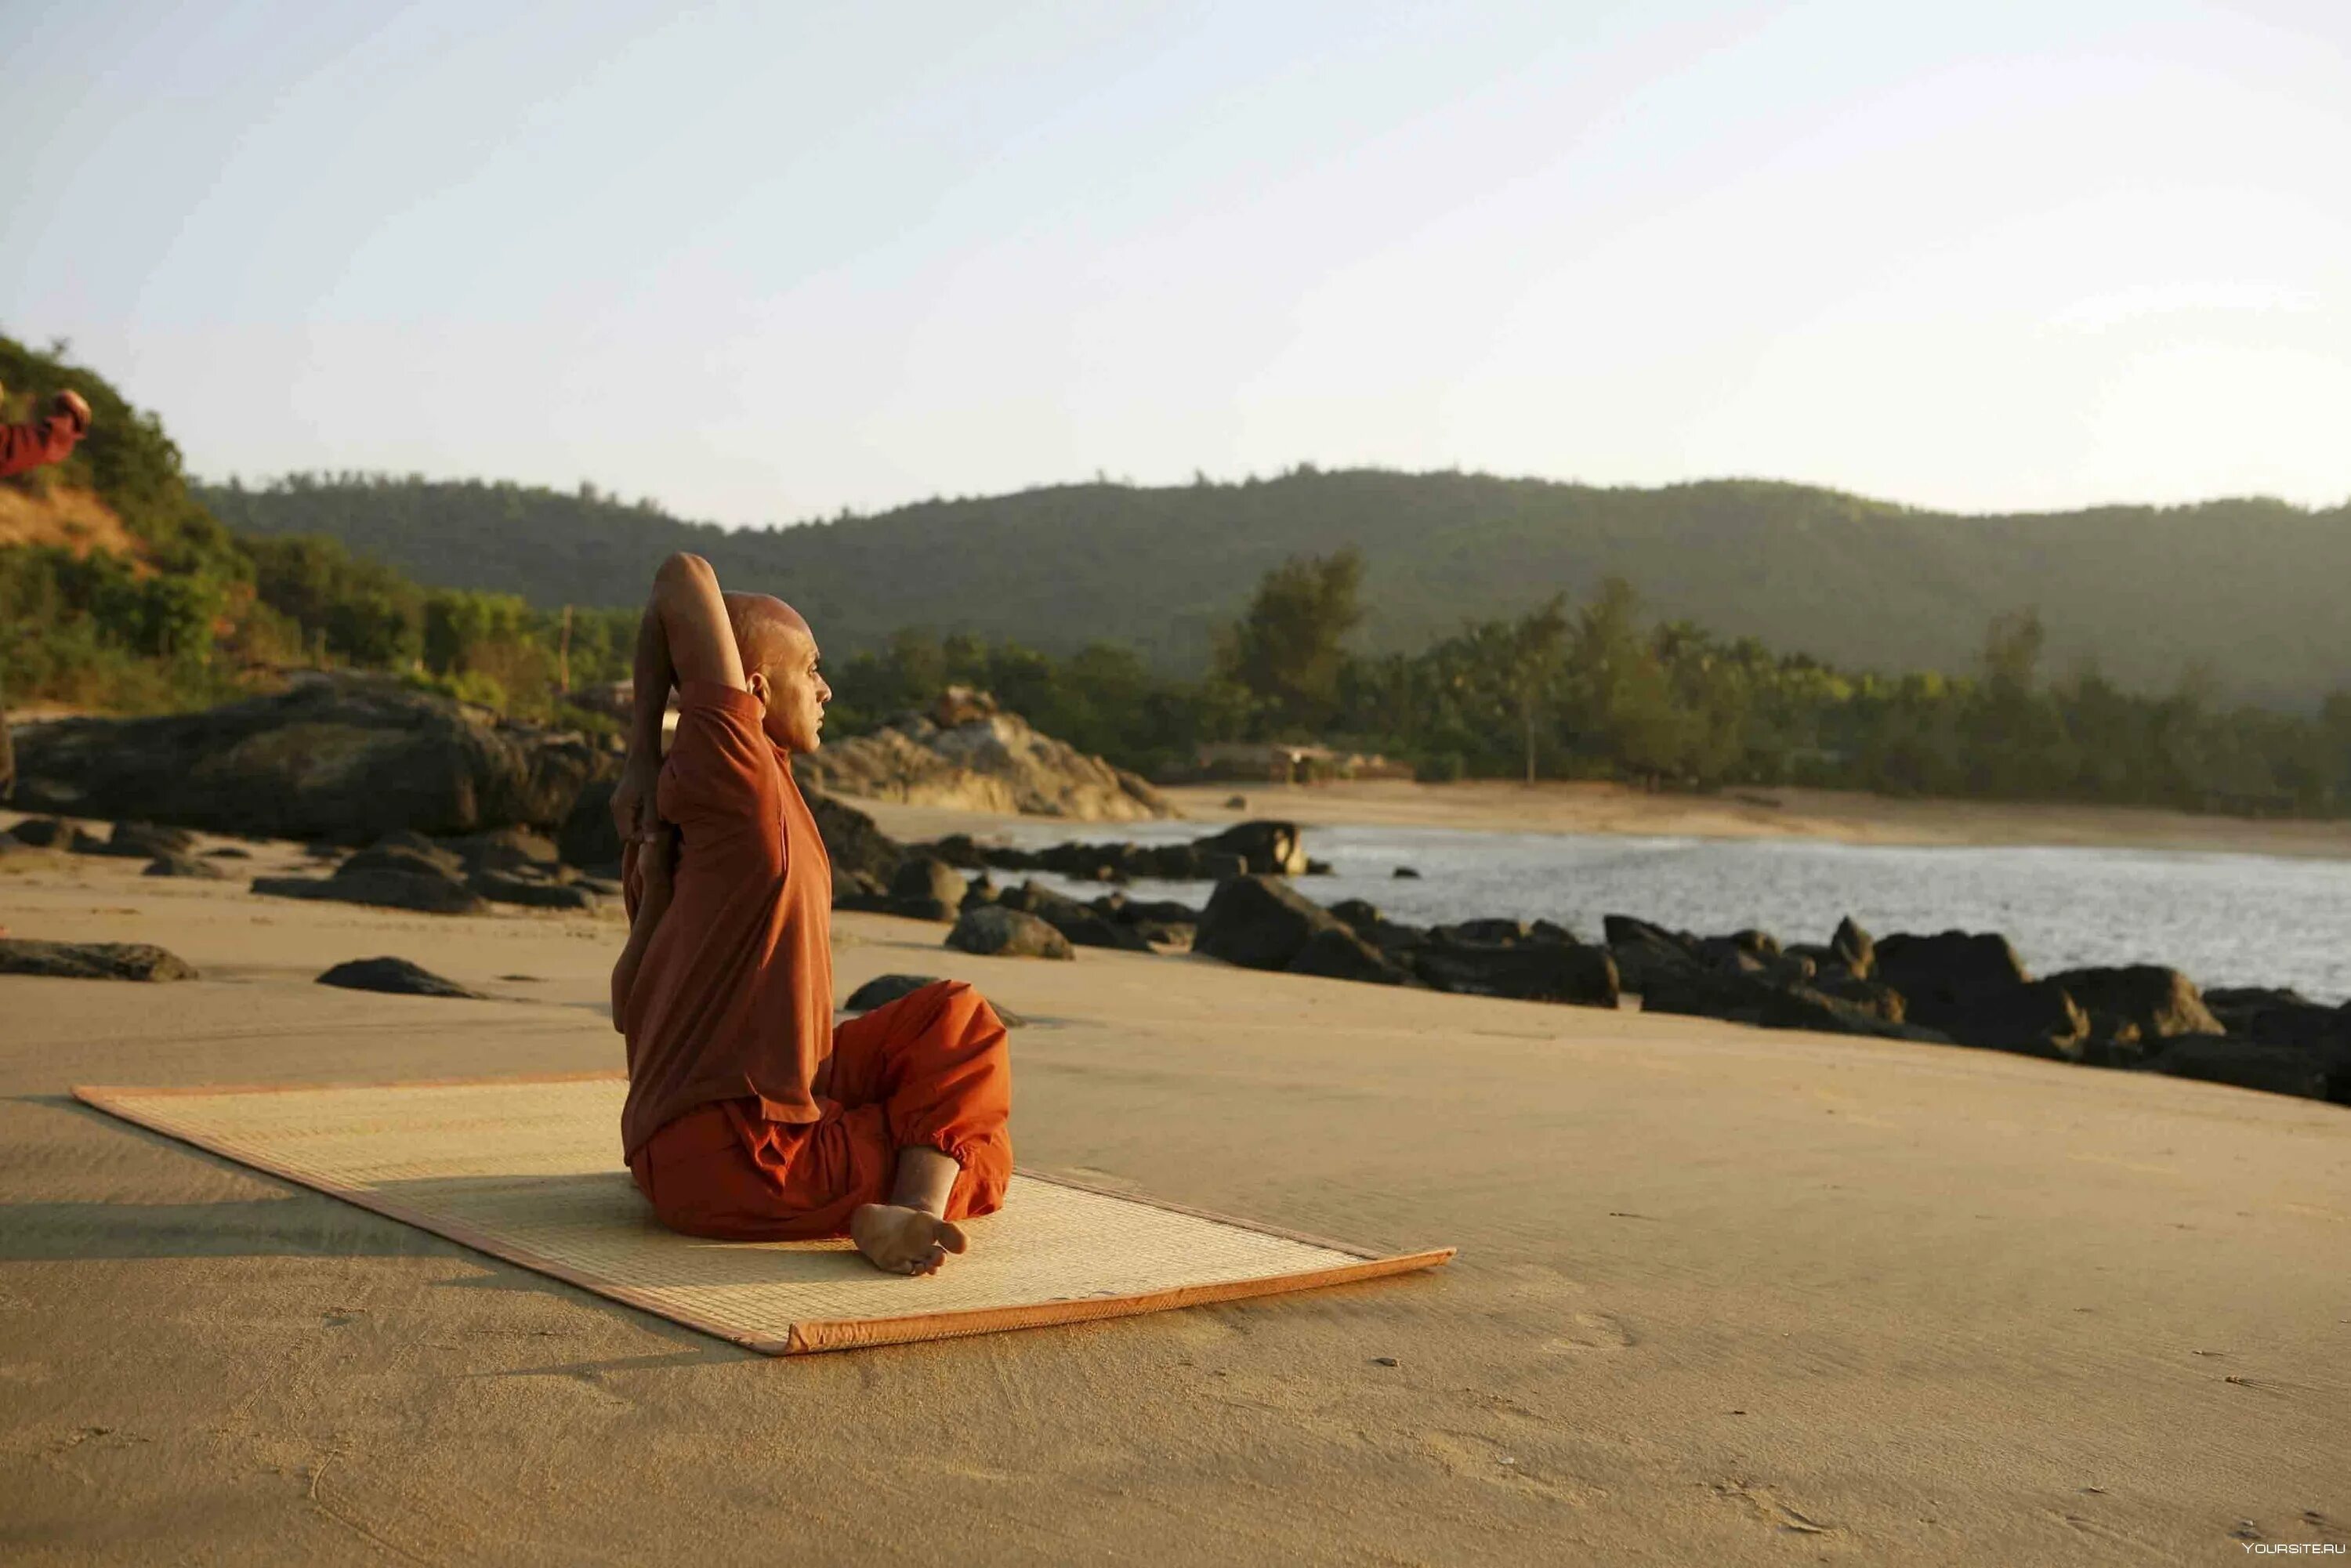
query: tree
1215 548 1364 736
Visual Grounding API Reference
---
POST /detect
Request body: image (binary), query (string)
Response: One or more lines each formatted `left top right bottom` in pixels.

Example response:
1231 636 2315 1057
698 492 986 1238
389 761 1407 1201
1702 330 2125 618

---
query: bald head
723 592 813 675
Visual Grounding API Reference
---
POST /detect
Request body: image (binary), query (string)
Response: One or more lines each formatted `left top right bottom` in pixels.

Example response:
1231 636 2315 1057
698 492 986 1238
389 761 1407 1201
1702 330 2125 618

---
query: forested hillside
196 470 2351 705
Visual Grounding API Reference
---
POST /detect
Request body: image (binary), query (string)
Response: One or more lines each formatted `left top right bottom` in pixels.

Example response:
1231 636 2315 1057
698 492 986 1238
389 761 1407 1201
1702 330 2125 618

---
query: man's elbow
654 552 717 600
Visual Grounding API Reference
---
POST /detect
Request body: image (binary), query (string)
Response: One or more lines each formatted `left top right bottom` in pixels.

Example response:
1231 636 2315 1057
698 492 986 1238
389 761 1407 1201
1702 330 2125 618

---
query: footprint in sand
1544 1312 1636 1353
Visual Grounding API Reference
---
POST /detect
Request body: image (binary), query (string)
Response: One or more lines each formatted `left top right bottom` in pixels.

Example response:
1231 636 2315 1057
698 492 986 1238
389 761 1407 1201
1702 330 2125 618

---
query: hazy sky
5 0 2347 524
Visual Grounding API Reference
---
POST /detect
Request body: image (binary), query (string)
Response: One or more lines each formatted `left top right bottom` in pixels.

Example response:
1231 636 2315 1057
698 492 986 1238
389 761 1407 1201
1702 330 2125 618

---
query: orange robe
629 978 1012 1240
618 682 1011 1240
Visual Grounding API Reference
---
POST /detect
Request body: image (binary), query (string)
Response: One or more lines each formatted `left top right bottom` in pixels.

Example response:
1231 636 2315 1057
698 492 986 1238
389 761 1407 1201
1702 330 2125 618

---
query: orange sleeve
0 415 82 479
655 681 781 832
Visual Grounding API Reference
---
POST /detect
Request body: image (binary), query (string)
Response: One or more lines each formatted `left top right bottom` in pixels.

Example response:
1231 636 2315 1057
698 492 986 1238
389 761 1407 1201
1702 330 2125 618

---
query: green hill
194 470 2351 707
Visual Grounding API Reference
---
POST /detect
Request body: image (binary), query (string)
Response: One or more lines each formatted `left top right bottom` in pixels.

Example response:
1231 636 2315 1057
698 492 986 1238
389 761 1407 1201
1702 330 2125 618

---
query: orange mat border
71 1074 1454 1356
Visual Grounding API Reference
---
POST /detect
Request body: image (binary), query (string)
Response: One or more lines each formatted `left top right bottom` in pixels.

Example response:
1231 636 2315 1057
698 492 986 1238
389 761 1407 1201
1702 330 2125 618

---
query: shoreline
853 780 2351 861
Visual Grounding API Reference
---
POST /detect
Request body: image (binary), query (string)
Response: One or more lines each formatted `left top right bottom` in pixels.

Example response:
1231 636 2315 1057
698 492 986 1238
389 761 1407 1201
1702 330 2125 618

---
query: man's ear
745 670 770 709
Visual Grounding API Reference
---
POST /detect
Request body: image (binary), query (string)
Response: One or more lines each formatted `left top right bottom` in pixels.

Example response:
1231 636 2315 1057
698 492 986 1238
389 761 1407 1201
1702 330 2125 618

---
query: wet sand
2 828 2345 1561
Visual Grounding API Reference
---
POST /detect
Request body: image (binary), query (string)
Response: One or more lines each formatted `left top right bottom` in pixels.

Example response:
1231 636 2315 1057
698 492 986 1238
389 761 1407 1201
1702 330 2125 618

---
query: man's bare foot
849 1203 969 1276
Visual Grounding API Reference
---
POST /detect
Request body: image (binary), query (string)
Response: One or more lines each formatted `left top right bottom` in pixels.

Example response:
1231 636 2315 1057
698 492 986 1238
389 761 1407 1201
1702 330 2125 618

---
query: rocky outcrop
993 882 1154 952
1194 875 1349 971
2043 965 2222 1063
0 938 198 981
253 867 489 915
13 674 614 844
1412 940 1618 1007
792 691 1172 821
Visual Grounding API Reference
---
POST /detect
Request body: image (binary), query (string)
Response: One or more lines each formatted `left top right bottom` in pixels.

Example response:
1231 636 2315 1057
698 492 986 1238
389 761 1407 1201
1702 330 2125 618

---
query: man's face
751 633 831 753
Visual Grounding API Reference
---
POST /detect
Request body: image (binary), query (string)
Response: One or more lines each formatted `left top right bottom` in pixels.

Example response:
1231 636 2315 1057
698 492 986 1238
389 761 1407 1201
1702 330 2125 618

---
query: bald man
608 552 1012 1275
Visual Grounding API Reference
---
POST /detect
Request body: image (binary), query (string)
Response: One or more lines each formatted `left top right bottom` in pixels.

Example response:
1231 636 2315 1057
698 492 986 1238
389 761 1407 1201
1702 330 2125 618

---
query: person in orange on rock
1 386 95 816
607 552 1012 1276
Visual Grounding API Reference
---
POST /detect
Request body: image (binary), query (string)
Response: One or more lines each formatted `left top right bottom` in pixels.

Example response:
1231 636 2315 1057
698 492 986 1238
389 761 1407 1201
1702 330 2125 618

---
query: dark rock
2149 1034 2335 1102
252 870 488 915
1194 875 1348 970
1439 918 1531 947
1128 920 1195 948
960 873 999 911
2204 987 2349 1050
202 846 252 859
557 777 622 871
444 827 561 874
1831 917 1875 978
302 841 346 860
2043 965 2223 1059
1905 980 2091 1061
845 973 943 1011
468 870 599 910
944 906 1074 960
807 791 905 887
340 841 466 882
1875 930 2031 1002
1193 820 1308 876
922 833 987 869
1391 865 1421 878
0 938 198 981
1304 858 1334 875
1412 941 1620 1007
1287 925 1415 986
5 817 70 849
143 853 225 879
1196 849 1248 882
998 881 1152 951
1641 968 1938 1041
1328 897 1382 934
1603 914 1704 992
1809 970 1908 1022
12 674 613 843
886 856 969 922
1223 794 1248 809
317 957 485 998
95 821 198 858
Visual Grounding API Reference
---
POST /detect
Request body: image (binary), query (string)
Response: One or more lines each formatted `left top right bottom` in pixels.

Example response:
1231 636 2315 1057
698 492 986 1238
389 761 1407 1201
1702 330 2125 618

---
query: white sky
4 0 2347 524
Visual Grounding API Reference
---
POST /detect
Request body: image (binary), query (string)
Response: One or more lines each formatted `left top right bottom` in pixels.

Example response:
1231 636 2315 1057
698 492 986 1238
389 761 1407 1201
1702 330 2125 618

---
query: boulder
444 827 562 874
886 856 969 922
1904 980 2092 1061
1639 968 1939 1042
1412 942 1620 1007
944 906 1074 960
2148 1034 2334 1103
1328 898 1383 934
202 846 252 859
1439 918 1532 947
84 821 198 859
467 870 599 911
12 674 614 843
1193 875 1347 970
341 839 466 881
252 870 488 915
922 833 989 869
1603 914 1704 993
1831 916 1875 978
843 973 944 1012
997 882 1152 951
1193 820 1308 876
1392 866 1422 878
317 957 485 998
1874 930 2030 1002
0 938 198 981
2043 965 2223 1058
1196 850 1248 882
807 791 906 888
2203 987 2351 1052
557 778 623 872
5 817 71 849
1287 926 1415 987
143 853 225 879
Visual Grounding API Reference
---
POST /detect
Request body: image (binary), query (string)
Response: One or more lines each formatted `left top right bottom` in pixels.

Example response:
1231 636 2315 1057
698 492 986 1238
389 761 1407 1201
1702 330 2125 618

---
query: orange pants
629 980 1012 1241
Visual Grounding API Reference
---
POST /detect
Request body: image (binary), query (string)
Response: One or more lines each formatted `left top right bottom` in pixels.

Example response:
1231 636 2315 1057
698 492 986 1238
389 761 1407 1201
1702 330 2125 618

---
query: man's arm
610 552 747 842
0 393 92 480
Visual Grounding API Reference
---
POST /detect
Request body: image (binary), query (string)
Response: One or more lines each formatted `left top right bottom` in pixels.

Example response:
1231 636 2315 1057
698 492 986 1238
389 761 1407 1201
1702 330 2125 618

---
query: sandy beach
2 827 2346 1563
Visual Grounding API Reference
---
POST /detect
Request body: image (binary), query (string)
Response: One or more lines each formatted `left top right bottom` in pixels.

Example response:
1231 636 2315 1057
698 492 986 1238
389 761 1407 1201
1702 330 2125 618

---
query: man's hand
49 390 90 434
610 753 662 846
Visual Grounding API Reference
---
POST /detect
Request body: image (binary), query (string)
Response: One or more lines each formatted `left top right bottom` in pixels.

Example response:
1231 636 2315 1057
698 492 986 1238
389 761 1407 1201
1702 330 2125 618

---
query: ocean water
982 819 2351 1004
